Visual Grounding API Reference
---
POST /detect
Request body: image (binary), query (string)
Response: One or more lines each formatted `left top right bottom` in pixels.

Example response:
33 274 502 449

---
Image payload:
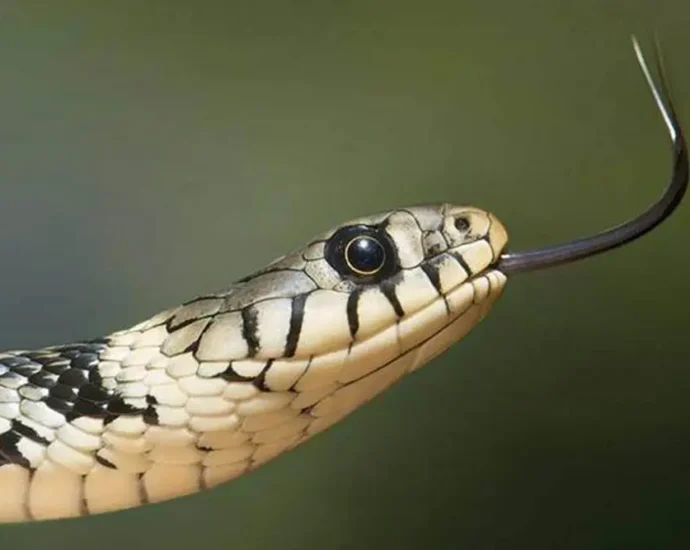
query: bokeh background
0 1 688 548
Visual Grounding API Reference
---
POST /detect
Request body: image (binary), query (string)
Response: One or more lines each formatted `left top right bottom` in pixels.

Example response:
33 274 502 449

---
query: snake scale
0 38 685 523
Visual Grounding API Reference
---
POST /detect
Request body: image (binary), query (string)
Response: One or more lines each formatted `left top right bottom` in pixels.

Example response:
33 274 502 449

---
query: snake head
211 204 508 366
258 204 508 289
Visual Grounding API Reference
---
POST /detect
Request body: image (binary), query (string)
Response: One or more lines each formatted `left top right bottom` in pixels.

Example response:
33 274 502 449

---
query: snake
0 38 685 523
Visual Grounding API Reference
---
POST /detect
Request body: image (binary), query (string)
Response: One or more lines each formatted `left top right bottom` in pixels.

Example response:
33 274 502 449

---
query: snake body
0 205 508 522
0 37 685 524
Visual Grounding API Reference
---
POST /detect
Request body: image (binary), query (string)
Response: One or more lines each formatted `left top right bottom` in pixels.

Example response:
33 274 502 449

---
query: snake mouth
290 268 507 433
294 266 507 394
397 267 507 374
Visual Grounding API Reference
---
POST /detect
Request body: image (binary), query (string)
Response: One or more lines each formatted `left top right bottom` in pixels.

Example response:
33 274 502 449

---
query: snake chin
294 269 507 443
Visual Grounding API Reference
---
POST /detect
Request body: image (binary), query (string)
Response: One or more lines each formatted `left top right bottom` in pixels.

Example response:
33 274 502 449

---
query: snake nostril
454 216 470 232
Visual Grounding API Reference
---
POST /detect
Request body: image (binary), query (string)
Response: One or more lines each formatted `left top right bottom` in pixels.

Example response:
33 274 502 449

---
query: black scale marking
11 419 50 446
95 454 117 469
380 279 405 318
241 306 261 358
346 290 361 338
0 430 30 468
450 251 473 276
219 363 257 383
420 260 450 315
0 339 159 469
251 360 274 391
284 294 307 358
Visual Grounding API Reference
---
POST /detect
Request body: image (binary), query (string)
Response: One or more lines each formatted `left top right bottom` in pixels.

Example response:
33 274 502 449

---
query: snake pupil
345 236 386 275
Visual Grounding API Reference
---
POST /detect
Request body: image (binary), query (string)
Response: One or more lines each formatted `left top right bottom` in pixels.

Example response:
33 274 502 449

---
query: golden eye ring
344 236 386 276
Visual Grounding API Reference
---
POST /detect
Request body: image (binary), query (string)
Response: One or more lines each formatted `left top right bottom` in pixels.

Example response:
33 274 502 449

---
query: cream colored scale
0 37 685 523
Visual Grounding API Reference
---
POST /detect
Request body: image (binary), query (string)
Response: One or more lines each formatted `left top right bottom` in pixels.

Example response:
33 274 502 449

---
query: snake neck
0 269 505 522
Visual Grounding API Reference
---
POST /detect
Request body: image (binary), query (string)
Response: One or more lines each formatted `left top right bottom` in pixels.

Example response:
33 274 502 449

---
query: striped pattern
0 203 509 522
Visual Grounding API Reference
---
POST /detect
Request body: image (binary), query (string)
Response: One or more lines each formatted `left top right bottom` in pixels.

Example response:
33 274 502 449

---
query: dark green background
0 1 688 548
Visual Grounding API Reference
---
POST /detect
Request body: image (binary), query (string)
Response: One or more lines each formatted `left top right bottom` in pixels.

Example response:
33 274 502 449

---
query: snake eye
344 236 386 275
324 225 398 282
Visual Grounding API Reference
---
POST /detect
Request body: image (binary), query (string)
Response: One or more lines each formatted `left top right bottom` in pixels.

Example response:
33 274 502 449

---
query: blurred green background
0 1 689 548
